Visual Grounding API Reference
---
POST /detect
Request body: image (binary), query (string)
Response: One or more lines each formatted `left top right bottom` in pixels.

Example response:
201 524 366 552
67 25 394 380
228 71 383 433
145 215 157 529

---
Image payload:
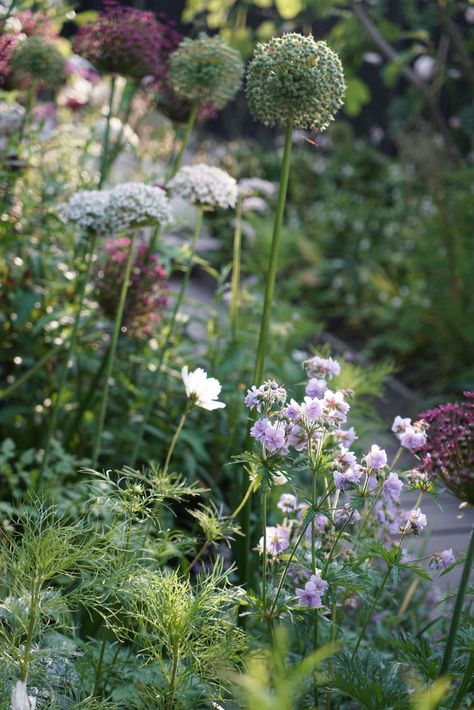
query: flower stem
450 649 474 709
230 197 242 340
36 234 97 489
0 343 62 401
185 539 209 575
92 232 136 466
351 564 391 660
440 524 474 675
98 75 116 189
21 575 41 682
171 103 198 177
232 478 255 518
162 408 188 477
262 492 267 612
129 206 204 467
253 119 293 385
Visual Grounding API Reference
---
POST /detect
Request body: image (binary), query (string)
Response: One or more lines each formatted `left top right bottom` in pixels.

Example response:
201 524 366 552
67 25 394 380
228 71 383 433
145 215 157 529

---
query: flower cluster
73 1 180 81
392 415 428 451
59 183 173 235
169 164 237 210
93 238 169 337
246 33 346 131
0 101 25 135
9 36 66 90
169 33 244 110
418 392 474 505
429 548 455 570
0 9 58 87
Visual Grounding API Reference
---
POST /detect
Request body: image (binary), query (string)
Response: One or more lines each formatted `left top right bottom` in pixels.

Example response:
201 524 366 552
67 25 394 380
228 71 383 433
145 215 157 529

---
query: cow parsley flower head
246 33 345 131
169 164 237 210
169 33 244 110
59 189 112 234
181 366 225 411
0 101 25 134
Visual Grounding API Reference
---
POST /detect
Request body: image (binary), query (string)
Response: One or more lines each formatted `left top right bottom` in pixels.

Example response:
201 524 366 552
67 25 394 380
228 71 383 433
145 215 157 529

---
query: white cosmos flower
181 366 226 411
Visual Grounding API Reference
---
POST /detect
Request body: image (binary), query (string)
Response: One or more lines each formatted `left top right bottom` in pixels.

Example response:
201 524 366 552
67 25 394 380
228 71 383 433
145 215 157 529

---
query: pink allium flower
73 1 181 81
419 393 474 505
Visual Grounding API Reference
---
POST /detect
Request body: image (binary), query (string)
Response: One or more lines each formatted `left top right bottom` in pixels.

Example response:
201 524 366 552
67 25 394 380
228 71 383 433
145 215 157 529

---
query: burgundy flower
72 1 181 81
93 237 169 338
419 392 474 505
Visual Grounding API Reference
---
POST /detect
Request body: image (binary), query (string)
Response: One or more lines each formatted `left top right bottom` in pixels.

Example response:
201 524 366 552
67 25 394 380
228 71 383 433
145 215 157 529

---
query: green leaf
275 0 305 20
344 76 371 117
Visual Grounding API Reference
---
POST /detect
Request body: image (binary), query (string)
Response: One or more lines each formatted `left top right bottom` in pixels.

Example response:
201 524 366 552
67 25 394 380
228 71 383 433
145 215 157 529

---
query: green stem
129 207 204 467
21 576 41 682
270 520 311 617
440 525 474 675
98 75 116 189
351 564 391 660
230 197 243 340
185 538 209 575
167 650 180 709
162 408 188 477
36 235 97 489
450 649 474 709
262 492 267 612
0 343 62 401
253 119 293 385
91 231 136 466
93 631 107 696
232 478 254 518
171 103 199 178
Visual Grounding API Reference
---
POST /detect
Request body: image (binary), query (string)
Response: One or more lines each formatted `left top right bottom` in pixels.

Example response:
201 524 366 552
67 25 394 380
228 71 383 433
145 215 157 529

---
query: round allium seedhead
246 33 346 131
10 36 66 90
169 164 237 210
0 101 25 135
169 34 244 110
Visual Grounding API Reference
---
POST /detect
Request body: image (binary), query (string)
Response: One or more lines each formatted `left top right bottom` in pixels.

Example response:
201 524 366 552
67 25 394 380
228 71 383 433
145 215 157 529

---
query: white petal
197 400 226 410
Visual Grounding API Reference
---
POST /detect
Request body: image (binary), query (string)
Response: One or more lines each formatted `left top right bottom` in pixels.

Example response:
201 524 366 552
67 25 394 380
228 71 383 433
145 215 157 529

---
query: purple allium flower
73 1 180 81
419 393 474 505
250 417 269 442
429 549 455 570
399 427 427 451
277 493 298 513
365 444 387 470
94 238 168 337
382 471 403 500
303 355 340 379
262 421 287 453
305 377 327 398
334 426 358 447
333 466 362 491
259 526 289 556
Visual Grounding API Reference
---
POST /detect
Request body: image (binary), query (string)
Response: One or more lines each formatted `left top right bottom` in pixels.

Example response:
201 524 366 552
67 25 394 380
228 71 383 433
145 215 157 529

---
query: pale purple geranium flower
333 466 362 491
399 428 427 451
401 507 427 535
392 416 412 435
296 572 328 608
250 417 269 442
303 355 341 379
323 389 350 422
334 426 358 447
262 421 287 453
259 526 289 556
382 471 403 500
300 396 323 423
287 423 307 451
305 377 327 398
285 398 301 421
429 549 455 570
365 444 387 470
277 493 298 513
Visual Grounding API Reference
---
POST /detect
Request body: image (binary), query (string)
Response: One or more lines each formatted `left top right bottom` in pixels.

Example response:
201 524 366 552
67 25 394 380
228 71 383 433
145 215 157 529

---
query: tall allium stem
129 207 204 467
230 197 243 340
253 119 293 385
98 75 116 189
92 231 136 466
239 121 293 588
37 235 97 489
172 102 198 177
440 525 474 675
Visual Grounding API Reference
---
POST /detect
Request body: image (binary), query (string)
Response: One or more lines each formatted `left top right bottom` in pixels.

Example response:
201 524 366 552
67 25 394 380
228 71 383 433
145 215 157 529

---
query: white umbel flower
59 183 172 235
0 101 25 135
181 366 226 410
11 680 37 710
169 164 237 210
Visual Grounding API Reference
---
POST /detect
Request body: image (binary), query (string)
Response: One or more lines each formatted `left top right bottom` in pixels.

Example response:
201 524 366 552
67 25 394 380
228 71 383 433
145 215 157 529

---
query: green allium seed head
246 33 346 131
10 36 66 90
169 33 244 110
